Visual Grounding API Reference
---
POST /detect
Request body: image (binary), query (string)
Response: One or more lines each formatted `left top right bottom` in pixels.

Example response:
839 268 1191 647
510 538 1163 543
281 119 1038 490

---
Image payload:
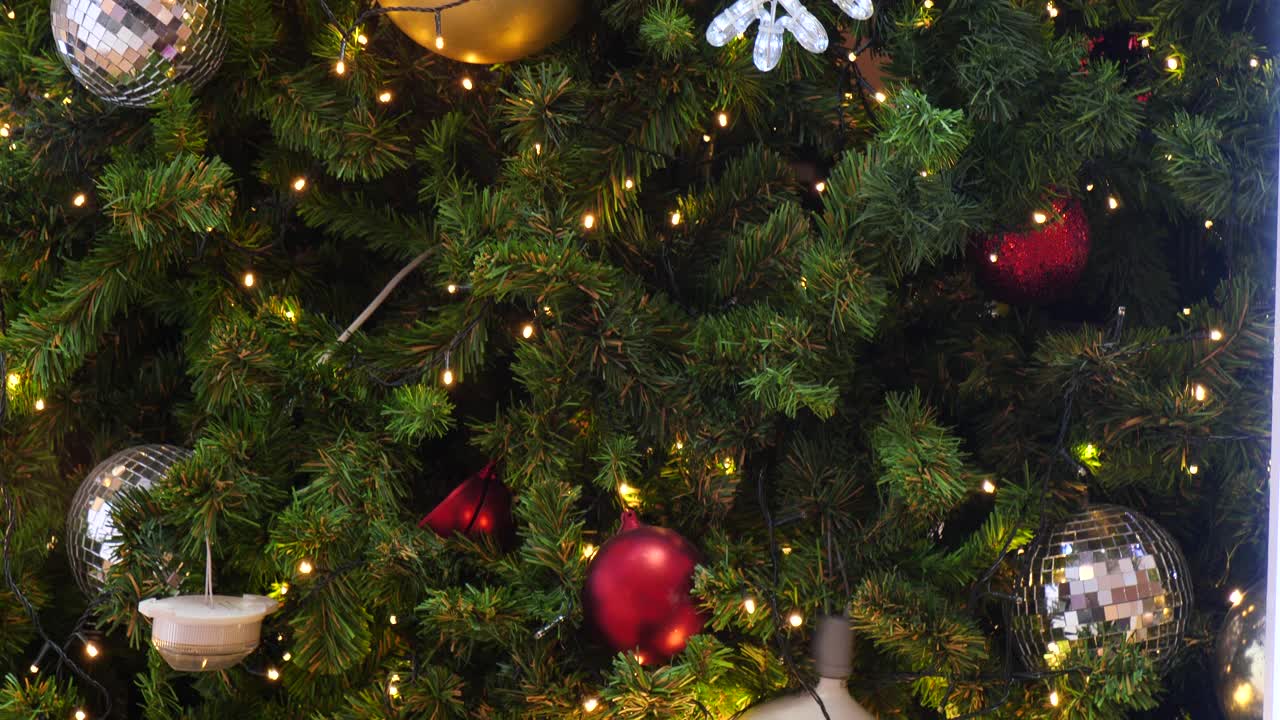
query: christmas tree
0 0 1275 716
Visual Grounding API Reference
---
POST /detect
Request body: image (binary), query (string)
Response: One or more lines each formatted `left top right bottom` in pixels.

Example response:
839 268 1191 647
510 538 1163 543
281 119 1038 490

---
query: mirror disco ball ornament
51 0 227 107
66 444 192 595
1215 582 1265 719
1011 504 1191 670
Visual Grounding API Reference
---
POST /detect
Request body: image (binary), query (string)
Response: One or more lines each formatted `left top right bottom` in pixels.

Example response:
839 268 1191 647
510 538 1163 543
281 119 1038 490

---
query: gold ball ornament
378 0 582 64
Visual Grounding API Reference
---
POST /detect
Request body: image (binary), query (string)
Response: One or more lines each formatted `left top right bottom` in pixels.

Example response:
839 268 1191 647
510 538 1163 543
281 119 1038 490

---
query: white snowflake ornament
707 0 874 72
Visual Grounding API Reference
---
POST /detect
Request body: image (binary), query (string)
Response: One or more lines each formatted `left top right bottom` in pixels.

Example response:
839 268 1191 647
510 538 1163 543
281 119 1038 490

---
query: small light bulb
743 598 757 614
34 399 44 411
847 51 858 61
981 480 996 494
1049 691 1060 707
618 482 633 496
85 642 99 658
717 112 729 127
75 711 87 720
583 697 600 712
1140 37 1150 48
378 90 393 103
356 33 368 46
283 651 292 661
582 213 596 229
919 170 929 177
242 272 256 288
582 543 597 559
1182 307 1192 316
1188 464 1200 475
7 372 20 388
624 178 634 190
874 91 887 103
1210 328 1224 341
461 77 474 91
62 96 72 106
1166 56 1179 70
814 180 826 193
5 9 13 18
334 60 346 75
0 127 8 138
675 440 684 450
670 211 682 226
388 683 400 697
1192 383 1207 401
521 323 535 339
1235 682 1254 707
1032 211 1048 224
389 614 398 625
298 560 313 575
923 0 933 7
781 545 793 555
1085 182 1095 192
534 142 542 155
1046 2 1058 17
1204 219 1214 229
29 664 38 674
1107 195 1119 210
1249 57 1259 68
1229 589 1244 606
988 253 999 263
446 283 458 294
284 309 296 321
702 133 712 143
435 36 444 50
267 667 280 681
442 368 454 386
292 177 307 192
72 192 86 207
788 612 803 627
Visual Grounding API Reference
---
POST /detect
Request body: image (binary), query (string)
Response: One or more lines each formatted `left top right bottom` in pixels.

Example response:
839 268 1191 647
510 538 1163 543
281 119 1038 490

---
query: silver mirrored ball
50 0 227 107
66 444 191 595
1216 581 1265 719
1012 504 1192 670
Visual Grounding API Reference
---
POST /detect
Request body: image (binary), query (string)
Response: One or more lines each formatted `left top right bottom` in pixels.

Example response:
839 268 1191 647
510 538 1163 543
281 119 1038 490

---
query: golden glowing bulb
335 60 346 75
284 309 296 321
446 283 458 294
624 178 634 190
1249 57 1259 68
521 323 535 339
534 142 542 155
1188 464 1200 475
1107 195 1119 210
1046 2 1058 17
814 180 826 193
242 272 256 288
923 0 933 7
34 398 45 411
716 112 729 128
1192 383 1207 402
583 697 600 713
7 372 20 388
1229 589 1244 607
292 177 307 192
670 210 682 226
356 33 368 46
282 651 292 661
582 213 596 230
847 51 858 62
298 560 313 575
387 614 398 625
788 612 803 627
442 368 455 386
1085 182 1095 192
75 711 87 720
1140 37 1150 48
1166 56 1179 70
675 439 684 450
72 192 86 207
981 480 996 494
781 545 792 555
1204 219 1213 229
874 91 887 103
582 543 597 559
1234 682 1253 707
378 90 393 103
618 482 633 496
1032 211 1048 224
1182 307 1191 316
461 77 474 91
743 597 757 614
85 642 99 659
434 36 444 50
267 667 280 681
5 9 13 18
702 133 712 143
919 170 929 177
0 127 8 138
28 664 38 674
1049 691 1060 707
1210 328 1224 341
988 253 999 263
279 582 289 595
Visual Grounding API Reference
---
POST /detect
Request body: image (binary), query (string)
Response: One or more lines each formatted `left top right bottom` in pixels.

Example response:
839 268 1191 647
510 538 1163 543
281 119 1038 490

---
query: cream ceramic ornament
138 594 278 671
741 615 876 719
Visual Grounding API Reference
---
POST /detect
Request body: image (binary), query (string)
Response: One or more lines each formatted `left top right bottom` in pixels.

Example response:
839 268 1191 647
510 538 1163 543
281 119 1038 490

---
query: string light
267 667 280 681
75 711 87 720
520 323 535 339
292 176 307 192
4 9 12 18
1234 682 1254 707
1209 328 1224 341
814 180 826 193
1140 37 1150 48
922 0 932 7
1085 182 1095 192
1192 383 1208 402
461 77 474 91
7 372 20 389
30 397 42 411
298 560 313 575
981 480 997 494
624 178 634 190
29 664 38 674
743 597 757 614
334 60 346 75
582 543 597 559
1107 195 1119 210
284 309 296 321
356 33 368 46
1249 57 1259 68
1182 307 1192 316
582 213 596 230
919 170 929 177
873 91 887 103
84 641 99 659
446 283 459 294
0 126 8 138
781 545 793 555
1166 56 1179 70
242 272 256 288
787 611 804 627
389 614 398 625
583 697 600 713
1032 211 1048 224
1049 691 1060 707
1204 219 1214 229
847 51 857 61
72 192 86 207
388 682 400 697
378 90 393 103
442 367 455 386
1045 2 1058 17
670 210 682 226
1229 589 1244 607
717 112 729 127
282 651 292 661
1188 464 1200 475
434 36 444 50
534 142 542 155
988 253 999 263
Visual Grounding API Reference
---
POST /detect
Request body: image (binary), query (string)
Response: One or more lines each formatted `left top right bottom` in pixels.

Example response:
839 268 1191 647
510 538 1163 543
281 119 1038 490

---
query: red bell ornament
419 463 515 545
971 199 1091 305
583 510 705 664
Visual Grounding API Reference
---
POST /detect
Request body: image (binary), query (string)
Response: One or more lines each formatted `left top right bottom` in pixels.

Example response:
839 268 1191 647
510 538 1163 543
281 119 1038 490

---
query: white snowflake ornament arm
707 0 873 72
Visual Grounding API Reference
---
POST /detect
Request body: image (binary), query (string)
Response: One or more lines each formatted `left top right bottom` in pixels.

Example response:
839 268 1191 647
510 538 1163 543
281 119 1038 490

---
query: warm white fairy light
242 272 256 288
356 33 368 46
84 642 99 659
4 9 13 18
988 253 999 263
582 213 596 230
335 60 346 75
1229 589 1244 607
521 323 535 339
1193 383 1208 402
1140 37 1150 48
1210 328 1224 341
388 682 400 697
583 697 600 712
702 133 712 143
670 210 682 226
378 90 393 103
874 91 887 103
923 0 933 7
1166 56 1179 70
1204 219 1214 229
298 560 313 575
442 368 455 386
981 480 996 494
72 192 87 207
1182 307 1192 316
282 651 292 661
814 180 827 193
267 667 280 681
1249 57 1259 68
1235 682 1254 707
75 711 87 720
624 178 634 190
278 582 289 596
781 545 793 555
434 36 444 50
6 372 20 389
292 177 307 192
0 126 8 138
1045 2 1058 17
389 614 398 625
788 611 804 627
847 51 857 61
1033 211 1048 224
1188 464 1200 475
743 597 757 614
1107 195 1119 210
582 543 597 559
461 77 474 91
534 142 542 155
285 309 296 321
446 283 459 294
1085 182 1095 192
1049 691 1060 707
717 112 729 127
28 664 38 674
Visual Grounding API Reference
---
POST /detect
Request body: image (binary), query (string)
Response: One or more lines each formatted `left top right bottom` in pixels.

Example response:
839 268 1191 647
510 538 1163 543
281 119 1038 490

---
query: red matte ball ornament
419 463 514 545
583 510 705 664
971 199 1091 305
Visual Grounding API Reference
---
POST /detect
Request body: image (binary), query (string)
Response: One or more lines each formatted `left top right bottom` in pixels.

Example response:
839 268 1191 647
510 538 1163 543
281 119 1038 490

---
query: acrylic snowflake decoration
706 0 874 72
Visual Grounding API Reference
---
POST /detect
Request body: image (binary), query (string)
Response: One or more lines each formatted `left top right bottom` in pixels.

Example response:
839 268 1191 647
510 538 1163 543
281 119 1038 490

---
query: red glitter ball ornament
419 463 515 546
583 511 705 664
971 199 1091 305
